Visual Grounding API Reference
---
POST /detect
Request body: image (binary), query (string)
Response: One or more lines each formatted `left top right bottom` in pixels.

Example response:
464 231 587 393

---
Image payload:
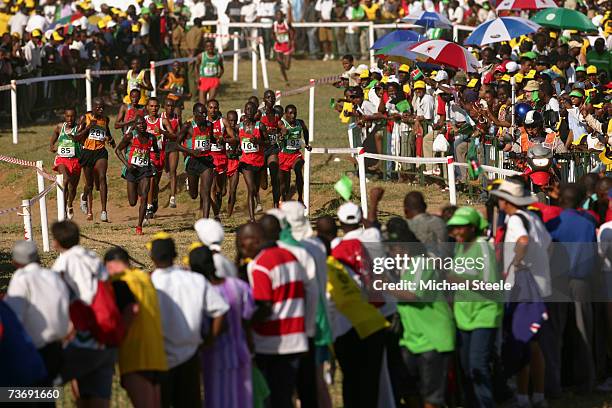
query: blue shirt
546 209 597 279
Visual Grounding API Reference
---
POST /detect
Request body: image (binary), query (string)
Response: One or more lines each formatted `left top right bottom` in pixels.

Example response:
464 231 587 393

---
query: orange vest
520 129 557 153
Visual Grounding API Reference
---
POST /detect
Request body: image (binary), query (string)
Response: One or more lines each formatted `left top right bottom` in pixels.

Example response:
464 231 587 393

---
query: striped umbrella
464 17 541 46
496 0 556 11
408 40 481 72
374 42 421 64
401 11 452 29
370 30 426 50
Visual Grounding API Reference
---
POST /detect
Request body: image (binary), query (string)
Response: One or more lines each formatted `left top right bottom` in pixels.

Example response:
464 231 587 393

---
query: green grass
0 58 610 407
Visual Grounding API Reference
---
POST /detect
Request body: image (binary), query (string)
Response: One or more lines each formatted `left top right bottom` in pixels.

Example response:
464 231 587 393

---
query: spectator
8 4 28 38
404 191 448 245
315 0 335 61
194 218 239 278
587 38 612 76
5 240 70 386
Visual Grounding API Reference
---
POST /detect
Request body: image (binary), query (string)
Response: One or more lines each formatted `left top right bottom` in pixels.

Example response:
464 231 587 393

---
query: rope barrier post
357 152 368 216
22 199 33 242
11 79 18 144
216 22 224 54
309 79 315 142
453 26 459 42
85 69 93 112
303 148 311 215
56 174 65 221
368 22 375 67
251 44 258 91
275 90 281 106
36 161 50 252
150 61 157 97
233 36 239 82
258 39 269 90
447 156 457 205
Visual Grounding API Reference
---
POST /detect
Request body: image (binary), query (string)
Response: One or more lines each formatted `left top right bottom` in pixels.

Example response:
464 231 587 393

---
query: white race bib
195 138 211 151
277 33 289 43
58 145 75 158
130 148 149 167
241 139 258 153
211 142 223 152
204 64 218 76
286 138 300 150
88 127 106 141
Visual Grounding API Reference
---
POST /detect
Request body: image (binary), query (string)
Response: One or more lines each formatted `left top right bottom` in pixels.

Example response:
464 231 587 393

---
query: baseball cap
52 31 63 41
576 65 586 72
524 110 542 126
505 61 519 73
434 70 449 82
398 64 410 73
12 241 39 265
520 51 537 60
587 65 598 75
31 28 41 38
569 89 584 98
337 202 362 225
446 207 488 231
359 69 370 79
413 80 426 90
467 78 479 88
569 40 582 49
194 218 224 252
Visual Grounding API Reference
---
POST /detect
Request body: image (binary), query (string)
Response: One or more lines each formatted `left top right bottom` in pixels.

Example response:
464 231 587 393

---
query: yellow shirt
0 13 10 35
363 3 380 21
112 268 168 375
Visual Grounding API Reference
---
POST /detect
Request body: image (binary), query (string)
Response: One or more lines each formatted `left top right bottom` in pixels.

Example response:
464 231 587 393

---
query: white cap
370 67 382 75
387 75 400 84
434 70 449 82
282 201 313 241
505 61 519 73
337 202 362 225
194 218 224 252
355 64 369 75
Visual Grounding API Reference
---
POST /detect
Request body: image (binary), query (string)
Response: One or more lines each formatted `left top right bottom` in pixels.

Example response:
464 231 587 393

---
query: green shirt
56 123 81 159
397 259 455 354
586 49 612 75
280 118 303 154
452 237 503 331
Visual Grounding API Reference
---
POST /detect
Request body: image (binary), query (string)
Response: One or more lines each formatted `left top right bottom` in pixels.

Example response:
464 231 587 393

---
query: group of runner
49 89 311 235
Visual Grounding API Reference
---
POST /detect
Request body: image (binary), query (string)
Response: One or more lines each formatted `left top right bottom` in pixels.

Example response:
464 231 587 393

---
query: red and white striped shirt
248 244 308 355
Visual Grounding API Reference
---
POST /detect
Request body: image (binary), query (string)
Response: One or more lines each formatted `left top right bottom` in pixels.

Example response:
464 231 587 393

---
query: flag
467 139 483 179
396 99 411 113
334 175 353 201
410 68 423 80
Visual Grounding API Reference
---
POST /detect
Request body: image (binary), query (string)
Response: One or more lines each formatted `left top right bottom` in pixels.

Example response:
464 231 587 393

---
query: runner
239 101 268 221
177 102 218 219
225 110 241 218
207 99 235 220
123 58 153 106
260 90 282 209
278 104 311 203
198 39 224 104
157 61 190 111
49 107 81 220
272 10 294 85
76 97 115 222
115 88 145 132
115 115 160 235
144 97 168 220
161 98 182 209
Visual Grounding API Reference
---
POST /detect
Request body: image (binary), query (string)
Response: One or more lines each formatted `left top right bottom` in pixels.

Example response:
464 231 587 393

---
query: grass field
0 58 611 407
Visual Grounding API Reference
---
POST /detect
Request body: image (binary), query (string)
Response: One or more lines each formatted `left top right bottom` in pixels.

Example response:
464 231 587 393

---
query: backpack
69 279 126 347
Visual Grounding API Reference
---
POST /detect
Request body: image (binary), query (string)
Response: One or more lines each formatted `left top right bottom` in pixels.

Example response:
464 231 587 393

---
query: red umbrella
496 0 556 11
408 40 481 73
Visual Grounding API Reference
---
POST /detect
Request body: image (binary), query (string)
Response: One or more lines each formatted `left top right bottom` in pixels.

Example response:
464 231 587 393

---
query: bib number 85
58 146 75 157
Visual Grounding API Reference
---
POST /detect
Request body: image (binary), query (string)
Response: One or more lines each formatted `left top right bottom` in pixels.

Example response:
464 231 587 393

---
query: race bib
58 145 75 158
88 126 106 141
195 138 211 151
204 63 218 76
268 131 278 144
277 33 289 43
286 138 301 150
211 142 223 152
241 139 258 153
130 148 149 167
170 84 184 95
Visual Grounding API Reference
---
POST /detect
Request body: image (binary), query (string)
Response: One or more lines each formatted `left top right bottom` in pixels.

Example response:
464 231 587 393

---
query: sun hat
489 180 537 206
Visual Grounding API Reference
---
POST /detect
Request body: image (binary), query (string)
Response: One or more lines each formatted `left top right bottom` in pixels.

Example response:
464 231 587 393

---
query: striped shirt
248 244 309 355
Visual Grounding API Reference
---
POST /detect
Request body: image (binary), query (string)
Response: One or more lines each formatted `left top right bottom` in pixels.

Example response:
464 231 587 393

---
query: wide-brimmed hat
489 180 536 206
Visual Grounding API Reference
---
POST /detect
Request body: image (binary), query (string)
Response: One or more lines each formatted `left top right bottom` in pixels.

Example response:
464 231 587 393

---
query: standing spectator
226 0 244 40
51 220 118 408
186 18 204 100
315 0 335 61
586 38 612 76
239 220 316 408
257 0 278 57
412 80 435 160
345 0 364 60
189 246 255 408
8 5 28 38
543 184 597 396
5 241 70 386
149 233 229 408
303 0 320 60
331 0 347 57
171 15 188 58
361 0 381 53
194 218 239 278
103 247 168 408
404 191 448 245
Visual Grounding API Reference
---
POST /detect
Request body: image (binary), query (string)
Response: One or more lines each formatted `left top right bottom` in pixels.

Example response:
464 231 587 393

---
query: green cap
576 65 586 72
569 90 584 98
447 207 488 231
334 175 353 201
520 51 537 60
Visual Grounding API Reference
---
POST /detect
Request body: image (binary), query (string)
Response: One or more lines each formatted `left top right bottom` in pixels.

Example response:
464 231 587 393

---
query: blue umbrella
464 17 541 46
401 11 452 29
370 30 426 50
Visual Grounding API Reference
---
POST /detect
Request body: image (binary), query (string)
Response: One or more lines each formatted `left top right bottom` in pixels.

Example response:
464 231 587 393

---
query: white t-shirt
25 14 46 33
414 93 435 121
503 210 552 298
8 12 28 37
315 0 334 20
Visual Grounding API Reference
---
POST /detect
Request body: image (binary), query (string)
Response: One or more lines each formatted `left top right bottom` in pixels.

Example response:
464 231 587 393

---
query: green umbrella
374 42 419 65
531 8 597 32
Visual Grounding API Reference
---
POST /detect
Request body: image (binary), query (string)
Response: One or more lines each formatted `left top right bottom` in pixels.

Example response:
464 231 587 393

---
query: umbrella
374 41 421 64
464 17 541 46
531 8 597 31
496 0 556 11
408 40 481 72
370 30 426 50
401 11 452 29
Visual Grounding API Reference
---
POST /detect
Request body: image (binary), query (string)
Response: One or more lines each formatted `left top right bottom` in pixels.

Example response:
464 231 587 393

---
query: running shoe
100 211 109 222
86 213 93 221
169 196 176 208
67 207 74 220
135 226 143 235
80 194 88 214
145 205 154 221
